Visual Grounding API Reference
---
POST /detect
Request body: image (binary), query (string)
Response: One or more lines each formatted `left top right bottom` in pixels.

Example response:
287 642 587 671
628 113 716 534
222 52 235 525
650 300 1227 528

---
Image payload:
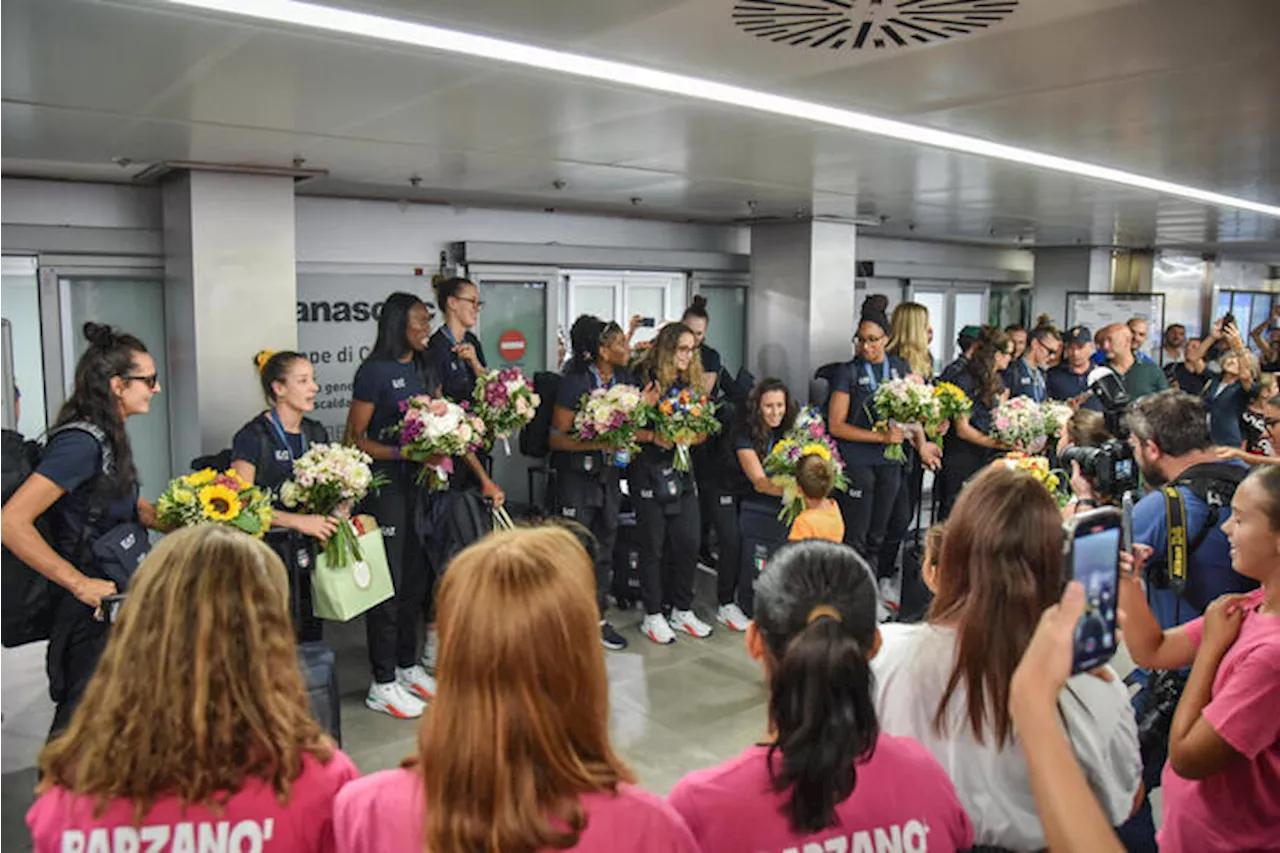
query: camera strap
1161 486 1189 595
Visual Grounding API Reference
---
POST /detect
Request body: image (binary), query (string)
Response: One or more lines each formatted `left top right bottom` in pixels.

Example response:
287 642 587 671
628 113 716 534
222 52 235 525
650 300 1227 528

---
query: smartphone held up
1062 507 1123 673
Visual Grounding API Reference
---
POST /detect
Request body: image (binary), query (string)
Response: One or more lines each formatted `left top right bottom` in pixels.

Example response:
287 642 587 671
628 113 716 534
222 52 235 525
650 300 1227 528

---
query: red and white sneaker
670 609 713 639
365 681 425 719
641 613 677 645
396 664 437 702
716 603 751 632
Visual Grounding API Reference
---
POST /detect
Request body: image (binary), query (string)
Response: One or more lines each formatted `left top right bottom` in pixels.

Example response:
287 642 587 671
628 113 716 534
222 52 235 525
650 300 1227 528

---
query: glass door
696 285 747 376
62 277 172 501
1 256 46 436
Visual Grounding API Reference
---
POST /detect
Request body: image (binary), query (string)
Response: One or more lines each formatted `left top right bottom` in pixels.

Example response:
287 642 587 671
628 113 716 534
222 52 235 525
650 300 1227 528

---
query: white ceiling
3 0 1278 258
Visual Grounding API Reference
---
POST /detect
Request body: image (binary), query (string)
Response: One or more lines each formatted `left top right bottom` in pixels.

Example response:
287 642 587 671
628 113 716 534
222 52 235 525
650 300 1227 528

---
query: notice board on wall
1066 292 1166 358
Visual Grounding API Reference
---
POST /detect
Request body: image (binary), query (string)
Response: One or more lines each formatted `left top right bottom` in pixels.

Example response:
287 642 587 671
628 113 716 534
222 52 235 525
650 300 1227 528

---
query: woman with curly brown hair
333 525 699 853
27 525 359 852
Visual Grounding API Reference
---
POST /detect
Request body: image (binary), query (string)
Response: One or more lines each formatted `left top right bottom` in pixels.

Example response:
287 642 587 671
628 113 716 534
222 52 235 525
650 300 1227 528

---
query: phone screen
1070 519 1121 673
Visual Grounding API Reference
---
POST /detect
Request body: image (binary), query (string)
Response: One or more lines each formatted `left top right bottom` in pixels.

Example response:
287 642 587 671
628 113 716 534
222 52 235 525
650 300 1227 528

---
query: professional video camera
1060 369 1140 499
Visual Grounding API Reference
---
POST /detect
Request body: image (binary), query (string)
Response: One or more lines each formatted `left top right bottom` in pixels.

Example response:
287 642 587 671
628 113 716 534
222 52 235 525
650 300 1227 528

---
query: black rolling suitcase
268 530 343 745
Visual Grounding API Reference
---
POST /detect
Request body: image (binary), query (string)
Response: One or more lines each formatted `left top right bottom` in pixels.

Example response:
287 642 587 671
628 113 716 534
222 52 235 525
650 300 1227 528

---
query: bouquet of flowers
279 443 388 569
643 387 721 472
156 468 273 538
764 408 850 525
931 381 973 433
1000 452 1071 508
393 395 487 489
871 375 935 462
472 367 540 456
573 383 646 462
991 396 1049 452
1040 400 1074 440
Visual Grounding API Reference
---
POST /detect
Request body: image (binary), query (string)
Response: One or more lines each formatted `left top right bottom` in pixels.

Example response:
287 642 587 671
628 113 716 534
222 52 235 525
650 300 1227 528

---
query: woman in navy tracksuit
550 315 636 652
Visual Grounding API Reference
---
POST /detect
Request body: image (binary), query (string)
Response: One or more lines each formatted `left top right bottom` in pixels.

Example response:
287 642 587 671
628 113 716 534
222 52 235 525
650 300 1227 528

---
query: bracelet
1077 498 1099 508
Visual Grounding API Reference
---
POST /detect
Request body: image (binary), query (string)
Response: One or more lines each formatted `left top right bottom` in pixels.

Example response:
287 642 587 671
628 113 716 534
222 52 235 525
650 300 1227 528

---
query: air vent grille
733 0 1019 50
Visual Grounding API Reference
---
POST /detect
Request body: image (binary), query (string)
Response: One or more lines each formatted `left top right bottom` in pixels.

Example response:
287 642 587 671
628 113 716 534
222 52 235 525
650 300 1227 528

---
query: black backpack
1148 462 1250 605
2 422 112 647
519 371 561 459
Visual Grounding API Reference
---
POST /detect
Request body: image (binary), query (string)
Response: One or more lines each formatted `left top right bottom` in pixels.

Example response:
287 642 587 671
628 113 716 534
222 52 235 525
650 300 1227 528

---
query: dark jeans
712 491 743 607
877 455 920 580
736 498 787 618
264 530 324 644
632 479 700 615
47 592 109 740
558 467 623 616
363 466 431 683
938 443 992 520
840 463 904 574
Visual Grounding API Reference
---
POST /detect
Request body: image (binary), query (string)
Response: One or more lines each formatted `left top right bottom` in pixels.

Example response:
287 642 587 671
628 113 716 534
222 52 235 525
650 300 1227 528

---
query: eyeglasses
1265 418 1280 429
122 373 159 389
676 345 696 355
854 335 886 345
456 296 484 309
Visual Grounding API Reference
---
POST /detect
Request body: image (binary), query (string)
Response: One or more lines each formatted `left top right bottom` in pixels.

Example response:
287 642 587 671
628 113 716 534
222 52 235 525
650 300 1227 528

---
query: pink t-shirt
667 736 975 853
332 767 699 853
27 751 360 853
1159 588 1280 852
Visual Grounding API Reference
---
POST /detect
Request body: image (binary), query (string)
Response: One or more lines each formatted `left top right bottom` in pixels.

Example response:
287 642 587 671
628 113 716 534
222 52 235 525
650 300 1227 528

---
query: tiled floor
0 570 769 850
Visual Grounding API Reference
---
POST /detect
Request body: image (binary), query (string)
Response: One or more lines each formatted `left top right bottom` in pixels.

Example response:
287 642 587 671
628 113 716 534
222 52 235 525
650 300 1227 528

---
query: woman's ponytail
754 540 881 834
767 614 878 833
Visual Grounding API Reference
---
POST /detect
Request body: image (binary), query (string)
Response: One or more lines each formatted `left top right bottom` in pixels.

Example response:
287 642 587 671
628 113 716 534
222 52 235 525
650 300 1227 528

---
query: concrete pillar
1031 247 1113 326
162 171 297 472
747 221 857 404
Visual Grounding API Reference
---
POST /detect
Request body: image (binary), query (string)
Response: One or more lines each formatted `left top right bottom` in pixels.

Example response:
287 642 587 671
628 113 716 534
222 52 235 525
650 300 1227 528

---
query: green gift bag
312 514 394 622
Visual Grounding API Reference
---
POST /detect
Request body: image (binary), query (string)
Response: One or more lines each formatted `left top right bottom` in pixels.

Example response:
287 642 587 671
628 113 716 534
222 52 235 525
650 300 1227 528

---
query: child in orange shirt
788 453 845 543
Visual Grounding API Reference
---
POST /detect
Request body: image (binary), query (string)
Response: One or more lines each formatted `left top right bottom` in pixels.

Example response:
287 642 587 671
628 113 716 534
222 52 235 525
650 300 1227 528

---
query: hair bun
691 294 708 310
82 322 116 348
254 350 275 374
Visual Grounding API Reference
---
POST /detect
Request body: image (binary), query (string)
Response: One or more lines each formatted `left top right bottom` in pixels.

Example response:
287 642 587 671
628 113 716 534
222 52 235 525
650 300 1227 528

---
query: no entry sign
498 328 527 362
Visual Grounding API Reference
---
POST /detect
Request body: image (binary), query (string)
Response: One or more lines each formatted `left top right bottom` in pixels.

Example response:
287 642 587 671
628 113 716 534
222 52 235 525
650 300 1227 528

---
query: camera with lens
1062 369 1140 499
1061 440 1139 499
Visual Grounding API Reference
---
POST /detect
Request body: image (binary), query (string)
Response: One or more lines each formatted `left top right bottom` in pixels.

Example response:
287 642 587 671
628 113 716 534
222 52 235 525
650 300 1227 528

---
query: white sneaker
366 680 425 719
670 608 713 639
716 603 751 633
641 613 677 645
879 576 901 612
396 664 437 702
421 626 438 672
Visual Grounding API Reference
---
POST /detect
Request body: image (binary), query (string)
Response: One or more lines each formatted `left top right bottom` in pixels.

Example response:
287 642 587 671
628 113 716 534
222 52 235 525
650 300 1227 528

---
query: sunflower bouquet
1000 452 1072 508
279 443 388 569
472 367 540 456
764 409 850 525
155 468 273 538
392 395 487 489
642 386 721 472
931 381 973 435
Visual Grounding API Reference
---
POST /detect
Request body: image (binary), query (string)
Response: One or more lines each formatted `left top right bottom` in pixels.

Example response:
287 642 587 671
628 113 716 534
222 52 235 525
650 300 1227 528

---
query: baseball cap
1064 325 1092 345
957 325 982 344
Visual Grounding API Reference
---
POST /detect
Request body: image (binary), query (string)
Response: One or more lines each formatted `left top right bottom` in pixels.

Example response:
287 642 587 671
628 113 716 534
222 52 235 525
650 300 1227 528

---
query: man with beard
1107 391 1254 626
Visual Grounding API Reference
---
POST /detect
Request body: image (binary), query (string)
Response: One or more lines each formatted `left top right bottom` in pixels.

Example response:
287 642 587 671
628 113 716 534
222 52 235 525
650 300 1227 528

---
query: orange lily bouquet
642 386 721 472
155 468 273 538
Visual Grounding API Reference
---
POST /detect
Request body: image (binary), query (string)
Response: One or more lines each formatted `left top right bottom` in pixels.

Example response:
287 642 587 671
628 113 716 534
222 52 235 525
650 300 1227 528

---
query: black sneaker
601 621 629 651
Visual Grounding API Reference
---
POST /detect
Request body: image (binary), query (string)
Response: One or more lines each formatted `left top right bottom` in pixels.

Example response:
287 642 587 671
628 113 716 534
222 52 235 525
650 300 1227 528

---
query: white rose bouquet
572 383 646 464
280 443 388 569
991 396 1049 452
393 395 487 489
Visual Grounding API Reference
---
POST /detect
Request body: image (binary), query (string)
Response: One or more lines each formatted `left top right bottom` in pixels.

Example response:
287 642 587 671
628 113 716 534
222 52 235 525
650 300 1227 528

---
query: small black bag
89 521 151 589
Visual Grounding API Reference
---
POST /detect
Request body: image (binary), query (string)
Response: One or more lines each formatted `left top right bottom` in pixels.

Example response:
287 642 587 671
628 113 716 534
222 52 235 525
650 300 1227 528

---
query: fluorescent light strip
159 0 1280 219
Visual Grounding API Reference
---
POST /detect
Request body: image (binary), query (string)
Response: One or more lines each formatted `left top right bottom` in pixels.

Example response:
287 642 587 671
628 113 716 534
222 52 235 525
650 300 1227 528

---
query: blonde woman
27 525 359 852
889 301 935 379
333 526 699 853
